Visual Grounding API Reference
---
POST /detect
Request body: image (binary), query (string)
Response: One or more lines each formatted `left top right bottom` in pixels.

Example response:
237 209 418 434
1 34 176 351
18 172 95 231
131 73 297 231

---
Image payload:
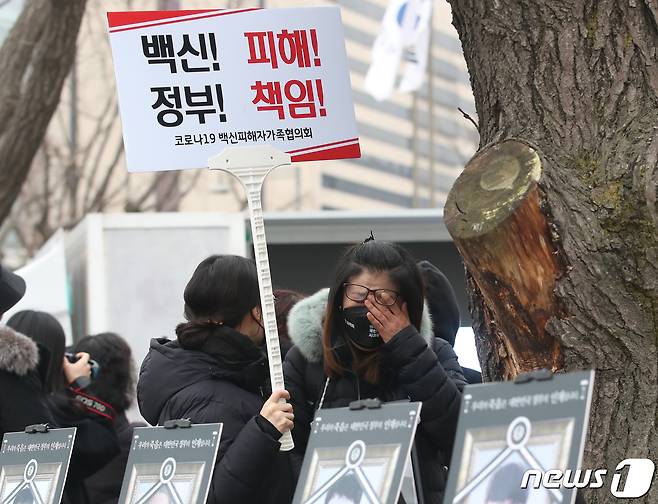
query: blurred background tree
0 0 87 230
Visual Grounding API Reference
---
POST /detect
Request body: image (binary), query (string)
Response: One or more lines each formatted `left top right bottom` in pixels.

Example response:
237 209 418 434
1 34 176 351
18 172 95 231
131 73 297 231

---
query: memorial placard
118 423 222 504
293 402 422 504
444 370 595 504
0 427 76 504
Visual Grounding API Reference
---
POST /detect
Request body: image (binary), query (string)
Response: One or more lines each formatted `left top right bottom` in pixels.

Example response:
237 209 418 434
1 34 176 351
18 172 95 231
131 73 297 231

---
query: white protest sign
107 7 361 173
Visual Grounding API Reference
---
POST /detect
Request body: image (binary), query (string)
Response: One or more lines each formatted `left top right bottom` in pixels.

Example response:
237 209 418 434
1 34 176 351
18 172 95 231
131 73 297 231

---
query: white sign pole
209 145 293 451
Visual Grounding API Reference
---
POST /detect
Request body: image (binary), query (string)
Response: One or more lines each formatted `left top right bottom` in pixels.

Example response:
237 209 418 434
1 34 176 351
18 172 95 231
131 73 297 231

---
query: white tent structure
2 230 73 342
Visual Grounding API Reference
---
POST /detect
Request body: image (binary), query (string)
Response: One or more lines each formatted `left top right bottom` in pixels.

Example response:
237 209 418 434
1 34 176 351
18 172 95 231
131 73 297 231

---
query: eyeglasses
343 283 400 306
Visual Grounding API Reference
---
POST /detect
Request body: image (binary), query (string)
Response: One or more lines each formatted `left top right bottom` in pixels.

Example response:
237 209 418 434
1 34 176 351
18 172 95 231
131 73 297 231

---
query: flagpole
427 5 436 208
411 90 420 208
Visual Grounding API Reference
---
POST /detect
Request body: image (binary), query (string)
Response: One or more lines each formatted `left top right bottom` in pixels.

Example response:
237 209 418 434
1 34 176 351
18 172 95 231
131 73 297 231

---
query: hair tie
363 230 375 243
189 320 224 329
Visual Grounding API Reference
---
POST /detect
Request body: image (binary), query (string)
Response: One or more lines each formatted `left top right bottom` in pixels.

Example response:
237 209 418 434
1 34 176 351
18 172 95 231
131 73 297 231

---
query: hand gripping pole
209 146 294 451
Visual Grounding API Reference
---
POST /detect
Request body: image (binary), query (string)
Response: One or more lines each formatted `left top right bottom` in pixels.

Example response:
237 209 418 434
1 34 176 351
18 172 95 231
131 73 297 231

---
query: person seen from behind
74 332 145 504
137 255 295 504
274 288 306 359
417 260 482 384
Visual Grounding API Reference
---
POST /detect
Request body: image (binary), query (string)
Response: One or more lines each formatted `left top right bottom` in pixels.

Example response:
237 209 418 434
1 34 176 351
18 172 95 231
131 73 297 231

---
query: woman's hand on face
260 389 294 434
62 352 92 385
365 299 411 343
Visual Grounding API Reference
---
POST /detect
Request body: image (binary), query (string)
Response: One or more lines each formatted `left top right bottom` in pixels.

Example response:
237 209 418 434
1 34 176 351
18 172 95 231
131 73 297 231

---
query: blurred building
0 0 478 263
264 0 479 210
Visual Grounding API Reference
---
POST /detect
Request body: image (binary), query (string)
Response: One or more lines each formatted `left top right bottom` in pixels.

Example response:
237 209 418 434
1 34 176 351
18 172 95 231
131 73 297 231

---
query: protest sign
0 427 76 504
107 7 360 173
107 6 361 452
443 370 595 504
293 402 422 504
118 423 222 504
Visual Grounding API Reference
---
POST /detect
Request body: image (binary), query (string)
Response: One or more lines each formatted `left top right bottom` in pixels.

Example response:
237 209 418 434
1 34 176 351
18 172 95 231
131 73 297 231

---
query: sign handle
209 146 294 452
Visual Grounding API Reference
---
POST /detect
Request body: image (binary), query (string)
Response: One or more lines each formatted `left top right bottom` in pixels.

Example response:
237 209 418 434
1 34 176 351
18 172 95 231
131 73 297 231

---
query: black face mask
342 306 383 349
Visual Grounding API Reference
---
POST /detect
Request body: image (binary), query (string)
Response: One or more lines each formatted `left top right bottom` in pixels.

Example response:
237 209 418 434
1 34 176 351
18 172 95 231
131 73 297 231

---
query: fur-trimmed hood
287 288 434 363
0 325 39 376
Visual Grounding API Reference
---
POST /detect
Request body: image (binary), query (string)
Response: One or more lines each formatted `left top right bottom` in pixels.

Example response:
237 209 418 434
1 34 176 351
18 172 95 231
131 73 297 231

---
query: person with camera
74 332 146 504
138 255 296 504
5 310 119 504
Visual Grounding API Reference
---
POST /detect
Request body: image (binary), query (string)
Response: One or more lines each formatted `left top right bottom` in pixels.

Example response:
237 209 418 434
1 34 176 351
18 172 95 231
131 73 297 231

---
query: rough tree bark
0 0 87 226
444 1 658 502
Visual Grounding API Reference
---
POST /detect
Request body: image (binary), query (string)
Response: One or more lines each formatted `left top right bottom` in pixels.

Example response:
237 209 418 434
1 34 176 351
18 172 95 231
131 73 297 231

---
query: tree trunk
0 0 87 226
445 1 658 502
154 172 182 211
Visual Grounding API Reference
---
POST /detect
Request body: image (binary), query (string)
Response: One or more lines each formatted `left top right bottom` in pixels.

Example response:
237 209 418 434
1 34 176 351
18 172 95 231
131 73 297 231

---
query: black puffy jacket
283 289 467 504
137 335 295 504
417 260 482 384
0 326 120 504
0 326 53 438
84 413 147 504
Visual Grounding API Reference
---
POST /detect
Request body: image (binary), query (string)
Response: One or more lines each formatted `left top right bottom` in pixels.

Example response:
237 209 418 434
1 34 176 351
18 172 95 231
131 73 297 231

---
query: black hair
73 332 135 413
274 289 306 346
323 240 424 382
485 463 530 504
325 472 363 504
175 255 261 349
7 310 66 393
417 260 461 346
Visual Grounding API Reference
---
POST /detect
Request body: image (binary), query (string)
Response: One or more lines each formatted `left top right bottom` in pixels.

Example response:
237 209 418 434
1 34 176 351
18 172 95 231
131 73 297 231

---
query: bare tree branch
457 107 479 131
36 144 53 242
179 172 202 200
80 94 117 180
2 0 217 254
0 0 88 225
87 141 124 212
81 100 120 209
154 172 182 211
126 175 162 212
228 175 248 210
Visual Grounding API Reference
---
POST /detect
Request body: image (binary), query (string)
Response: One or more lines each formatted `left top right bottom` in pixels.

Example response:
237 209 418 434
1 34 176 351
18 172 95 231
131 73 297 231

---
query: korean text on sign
108 7 360 172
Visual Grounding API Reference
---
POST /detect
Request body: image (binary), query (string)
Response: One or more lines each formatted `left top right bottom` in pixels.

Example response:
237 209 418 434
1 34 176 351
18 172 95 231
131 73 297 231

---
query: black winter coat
0 326 53 438
138 336 296 504
284 289 467 504
84 413 147 504
0 326 120 504
417 260 482 384
52 395 120 504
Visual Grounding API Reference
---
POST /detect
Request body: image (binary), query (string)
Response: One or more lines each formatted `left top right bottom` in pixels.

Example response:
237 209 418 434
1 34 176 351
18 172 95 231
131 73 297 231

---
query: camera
65 352 101 380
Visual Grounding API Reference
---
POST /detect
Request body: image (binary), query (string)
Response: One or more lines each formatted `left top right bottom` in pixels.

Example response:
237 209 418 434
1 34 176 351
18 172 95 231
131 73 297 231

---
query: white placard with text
108 7 361 172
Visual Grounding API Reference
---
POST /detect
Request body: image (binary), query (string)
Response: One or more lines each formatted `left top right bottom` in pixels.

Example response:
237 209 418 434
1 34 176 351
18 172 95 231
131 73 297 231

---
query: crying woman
283 238 467 504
